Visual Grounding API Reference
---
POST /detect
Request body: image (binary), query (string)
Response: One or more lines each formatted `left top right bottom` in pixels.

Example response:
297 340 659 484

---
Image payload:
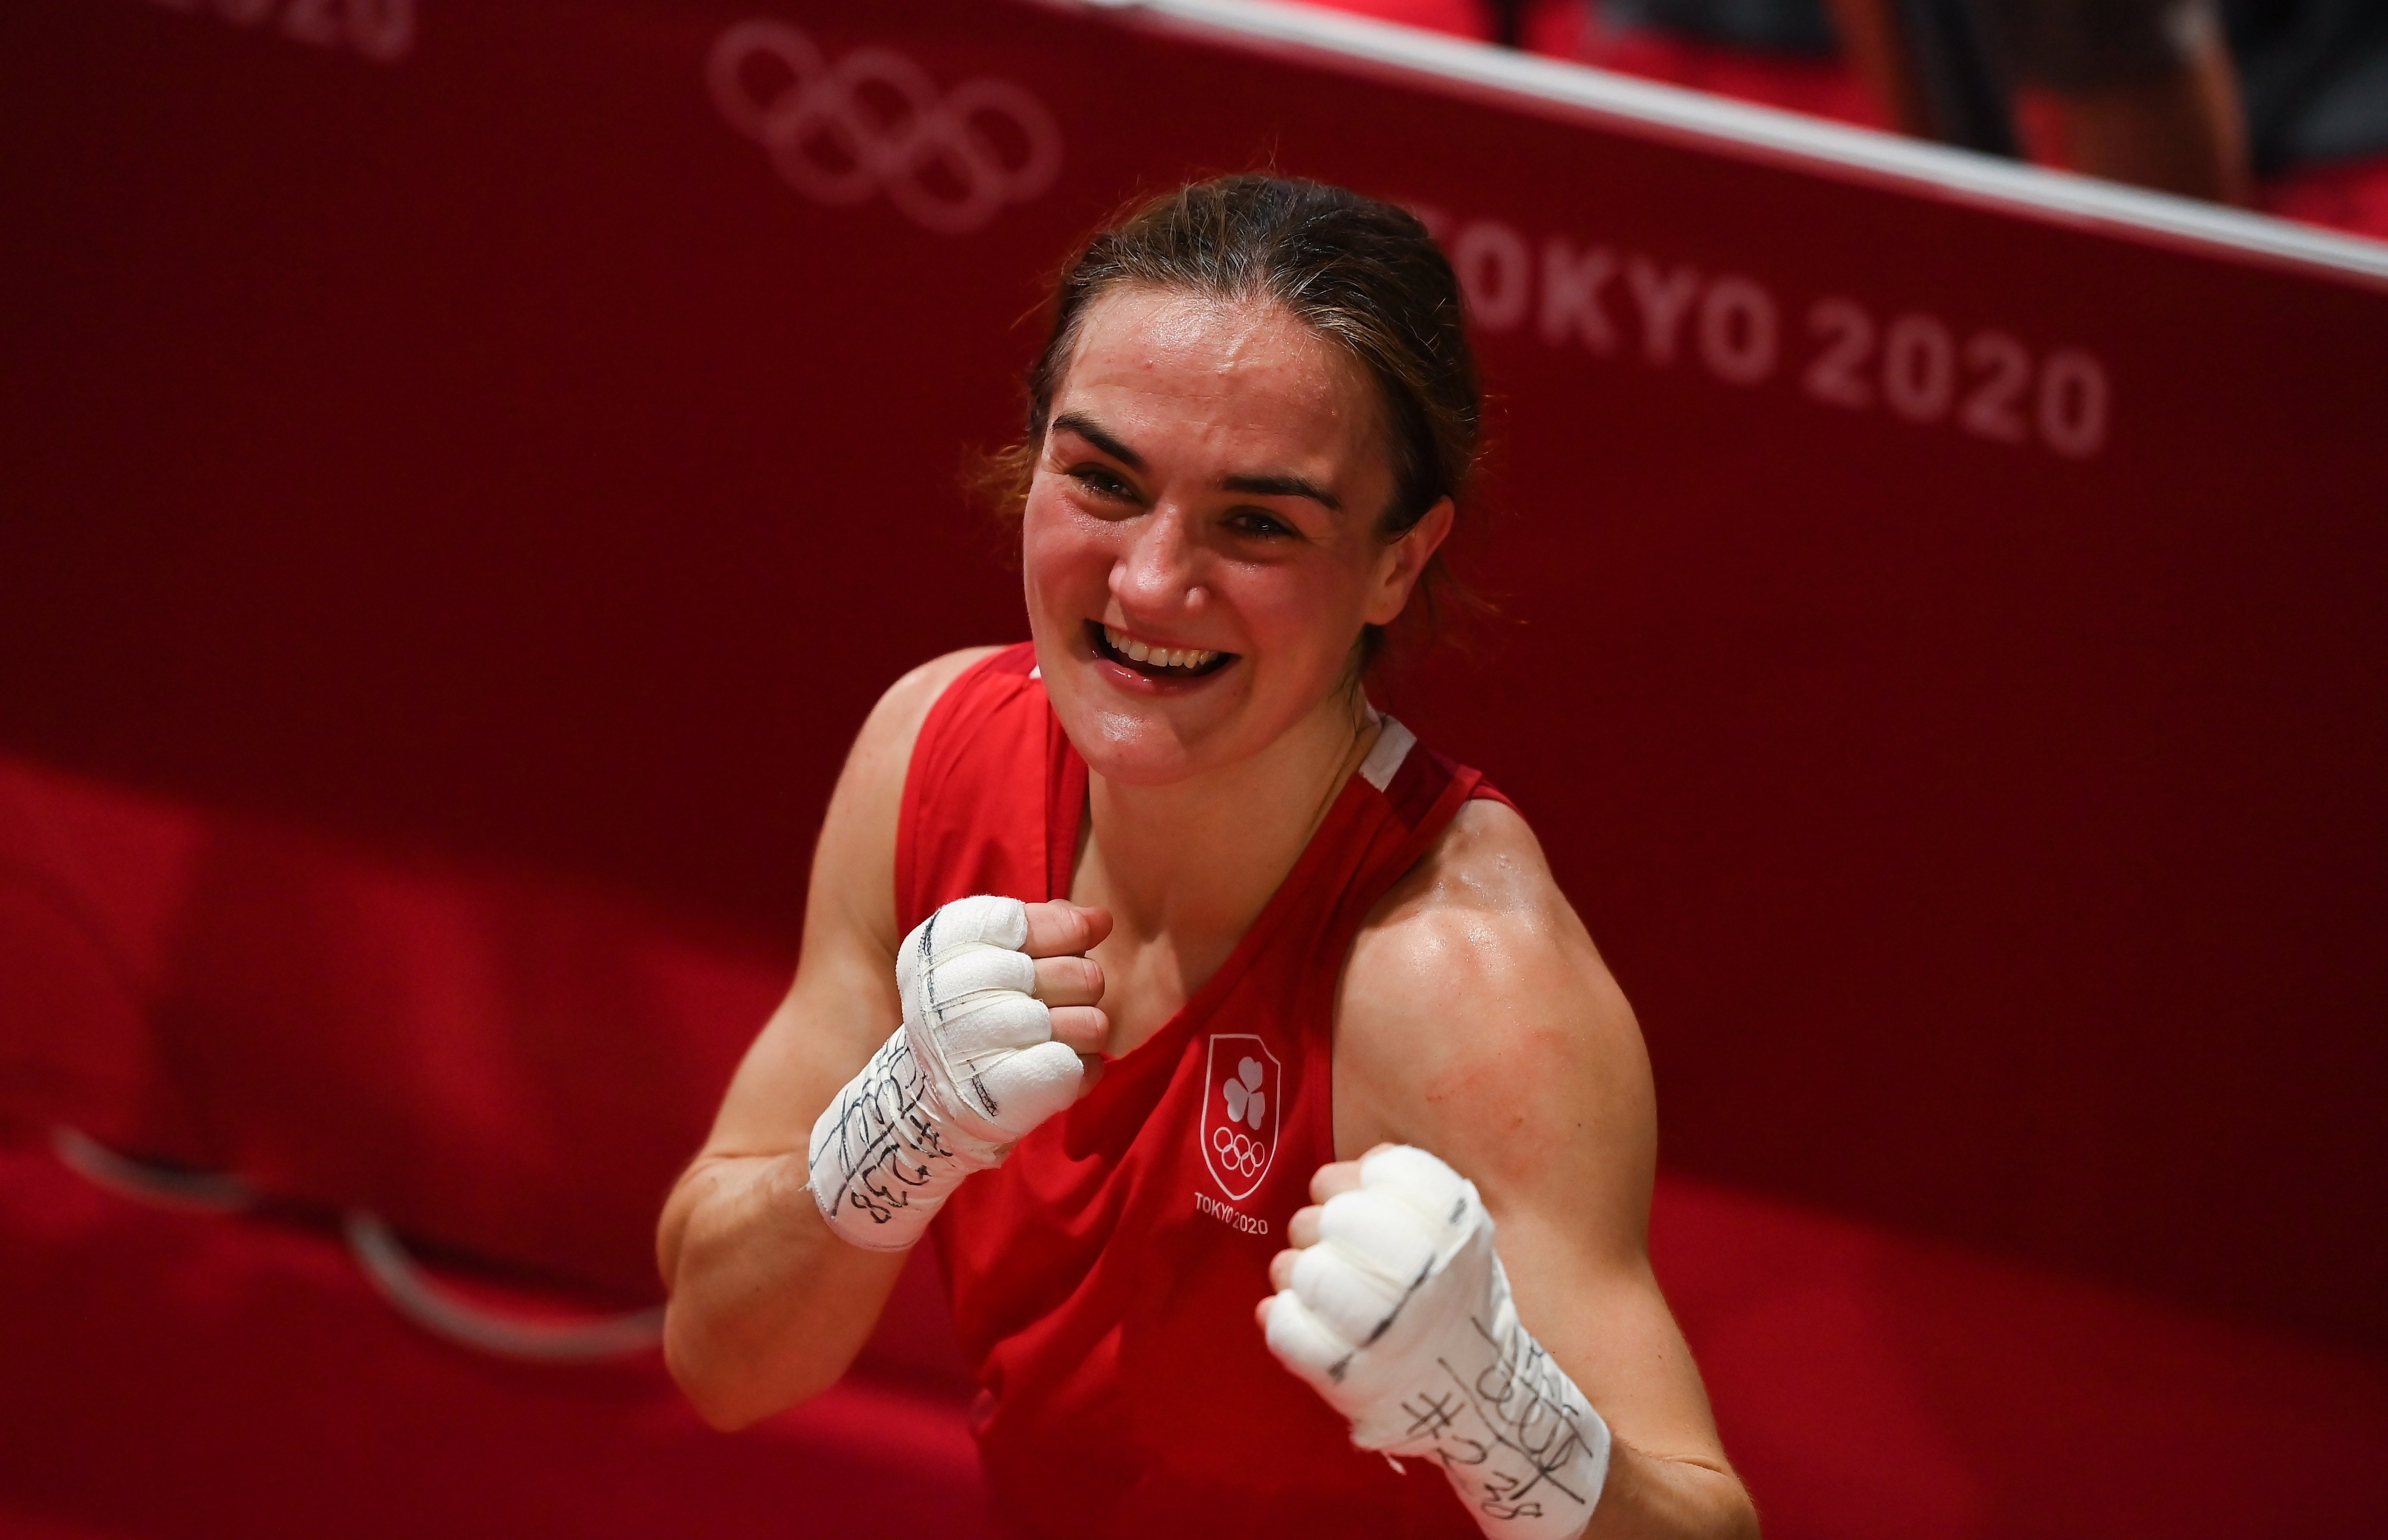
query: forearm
1585 1445 1758 1540
658 1149 905 1428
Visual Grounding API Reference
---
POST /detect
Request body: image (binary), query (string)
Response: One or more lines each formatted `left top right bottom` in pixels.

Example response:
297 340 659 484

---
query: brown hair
981 173 1484 670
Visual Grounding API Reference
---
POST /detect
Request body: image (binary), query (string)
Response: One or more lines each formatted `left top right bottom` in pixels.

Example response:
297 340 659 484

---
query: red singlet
902 645 1511 1539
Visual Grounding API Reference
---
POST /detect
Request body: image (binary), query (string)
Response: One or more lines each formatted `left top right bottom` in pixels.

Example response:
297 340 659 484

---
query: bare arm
661 646 1114 1429
1306 798 1758 1538
654 649 983 1427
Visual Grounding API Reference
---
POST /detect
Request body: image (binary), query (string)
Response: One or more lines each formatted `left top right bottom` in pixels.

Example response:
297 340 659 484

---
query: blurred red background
2 0 2382 1535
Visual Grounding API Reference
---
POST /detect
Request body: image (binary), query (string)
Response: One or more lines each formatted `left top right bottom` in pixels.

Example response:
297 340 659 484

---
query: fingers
934 994 1052 1061
931 946 1037 1000
1261 1150 1475 1399
1261 1197 1328 1297
974 1039 1082 1137
1262 1288 1353 1385
1315 1191 1437 1296
1046 1005 1110 1056
1309 1160 1365 1205
1262 1163 1360 1297
1022 900 1113 959
1031 953 1104 1008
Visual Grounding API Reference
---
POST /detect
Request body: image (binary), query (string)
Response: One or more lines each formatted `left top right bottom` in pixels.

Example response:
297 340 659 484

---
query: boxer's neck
1074 689 1379 1054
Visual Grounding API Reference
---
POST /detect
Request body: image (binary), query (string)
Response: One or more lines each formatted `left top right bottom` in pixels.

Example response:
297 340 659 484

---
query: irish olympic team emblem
707 19 1062 237
1200 1034 1282 1203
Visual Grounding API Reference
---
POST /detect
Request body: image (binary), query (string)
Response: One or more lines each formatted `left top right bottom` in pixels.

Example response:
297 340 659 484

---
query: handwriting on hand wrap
810 1031 973 1227
1390 1313 1597 1525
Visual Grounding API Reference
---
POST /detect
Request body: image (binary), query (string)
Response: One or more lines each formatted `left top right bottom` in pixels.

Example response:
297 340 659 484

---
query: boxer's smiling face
1024 286 1438 787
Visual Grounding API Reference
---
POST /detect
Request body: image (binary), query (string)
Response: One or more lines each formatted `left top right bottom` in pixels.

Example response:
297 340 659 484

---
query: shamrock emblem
1222 1056 1266 1130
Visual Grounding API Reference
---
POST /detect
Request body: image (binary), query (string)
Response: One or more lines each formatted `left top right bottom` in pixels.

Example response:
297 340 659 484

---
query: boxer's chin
1062 704 1228 789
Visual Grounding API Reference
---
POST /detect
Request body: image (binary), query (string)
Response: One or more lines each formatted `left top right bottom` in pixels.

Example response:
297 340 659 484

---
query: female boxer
656 176 1755 1540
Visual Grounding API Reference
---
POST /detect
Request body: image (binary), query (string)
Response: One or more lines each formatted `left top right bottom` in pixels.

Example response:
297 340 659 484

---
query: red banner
2 0 2384 1361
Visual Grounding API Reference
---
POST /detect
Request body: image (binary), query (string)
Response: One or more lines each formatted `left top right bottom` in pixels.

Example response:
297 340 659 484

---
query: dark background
3 0 2384 1354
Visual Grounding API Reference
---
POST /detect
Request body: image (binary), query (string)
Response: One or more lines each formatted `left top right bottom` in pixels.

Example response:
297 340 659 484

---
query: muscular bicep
699 647 999 1162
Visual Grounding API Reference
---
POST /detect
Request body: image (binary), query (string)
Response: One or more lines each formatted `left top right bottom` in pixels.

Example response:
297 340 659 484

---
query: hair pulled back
989 173 1484 667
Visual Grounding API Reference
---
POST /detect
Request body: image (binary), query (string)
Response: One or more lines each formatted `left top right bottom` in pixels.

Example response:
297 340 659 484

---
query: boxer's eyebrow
1050 413 1144 471
1051 411 1339 511
1222 472 1341 512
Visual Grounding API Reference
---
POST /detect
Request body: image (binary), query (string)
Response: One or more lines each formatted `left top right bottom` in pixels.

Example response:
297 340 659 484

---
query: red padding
0 1142 989 1540
1655 1178 2388 1534
0 750 784 1300
8 1137 2384 1537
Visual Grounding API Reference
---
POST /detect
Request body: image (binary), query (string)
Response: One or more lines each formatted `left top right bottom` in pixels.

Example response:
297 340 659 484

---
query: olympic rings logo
707 19 1062 236
1212 1125 1269 1179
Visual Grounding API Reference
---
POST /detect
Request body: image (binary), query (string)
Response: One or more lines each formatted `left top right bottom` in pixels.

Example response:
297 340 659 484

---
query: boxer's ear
1363 497 1454 628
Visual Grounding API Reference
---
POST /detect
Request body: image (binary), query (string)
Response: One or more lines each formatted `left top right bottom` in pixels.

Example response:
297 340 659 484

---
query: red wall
3 0 2384 1356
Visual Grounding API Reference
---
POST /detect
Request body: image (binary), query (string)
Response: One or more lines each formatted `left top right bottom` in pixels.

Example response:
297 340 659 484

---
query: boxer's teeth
1103 624 1219 671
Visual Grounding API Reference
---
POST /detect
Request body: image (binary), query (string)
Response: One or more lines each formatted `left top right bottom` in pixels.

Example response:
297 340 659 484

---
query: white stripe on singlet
1359 716 1416 793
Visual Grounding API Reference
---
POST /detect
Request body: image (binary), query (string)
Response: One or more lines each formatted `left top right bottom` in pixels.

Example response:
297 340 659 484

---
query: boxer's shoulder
1331 797 1653 1190
1345 794 1580 997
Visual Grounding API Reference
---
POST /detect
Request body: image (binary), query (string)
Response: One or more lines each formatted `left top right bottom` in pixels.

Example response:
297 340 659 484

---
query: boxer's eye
1068 465 1136 502
1225 508 1298 540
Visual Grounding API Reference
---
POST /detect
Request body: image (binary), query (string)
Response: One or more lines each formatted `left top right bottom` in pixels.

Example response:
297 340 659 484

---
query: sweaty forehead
1057 287 1383 459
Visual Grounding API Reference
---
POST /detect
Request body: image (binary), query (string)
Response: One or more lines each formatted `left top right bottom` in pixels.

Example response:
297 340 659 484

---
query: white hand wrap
806 896 1084 1251
1265 1146 1612 1539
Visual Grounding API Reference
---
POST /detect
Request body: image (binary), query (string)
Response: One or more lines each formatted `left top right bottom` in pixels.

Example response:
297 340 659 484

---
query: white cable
54 1124 663 1363
346 1211 664 1362
51 1124 255 1212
